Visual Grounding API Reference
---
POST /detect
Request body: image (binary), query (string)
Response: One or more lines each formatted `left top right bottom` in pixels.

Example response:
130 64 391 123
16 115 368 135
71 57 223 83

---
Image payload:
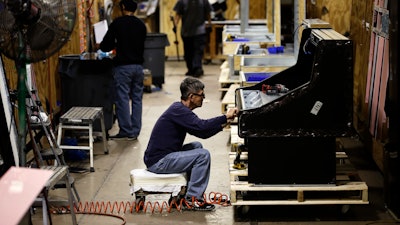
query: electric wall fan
0 0 76 165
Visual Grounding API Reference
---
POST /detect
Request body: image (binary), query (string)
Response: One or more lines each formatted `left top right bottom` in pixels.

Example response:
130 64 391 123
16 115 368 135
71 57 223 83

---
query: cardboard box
143 69 152 87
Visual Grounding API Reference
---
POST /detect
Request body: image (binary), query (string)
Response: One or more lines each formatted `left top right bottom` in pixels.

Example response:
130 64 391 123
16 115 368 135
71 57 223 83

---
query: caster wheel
168 196 180 209
135 196 146 211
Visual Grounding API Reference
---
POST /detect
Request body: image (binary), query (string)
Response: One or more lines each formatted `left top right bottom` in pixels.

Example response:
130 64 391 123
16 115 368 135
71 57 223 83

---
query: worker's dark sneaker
193 68 204 77
109 134 137 141
183 197 215 211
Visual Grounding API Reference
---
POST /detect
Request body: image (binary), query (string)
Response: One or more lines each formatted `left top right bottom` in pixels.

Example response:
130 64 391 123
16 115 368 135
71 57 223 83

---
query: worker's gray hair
180 77 205 100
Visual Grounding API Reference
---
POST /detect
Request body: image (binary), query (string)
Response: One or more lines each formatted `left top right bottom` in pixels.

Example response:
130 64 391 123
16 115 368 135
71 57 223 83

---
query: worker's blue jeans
147 141 211 201
112 64 144 137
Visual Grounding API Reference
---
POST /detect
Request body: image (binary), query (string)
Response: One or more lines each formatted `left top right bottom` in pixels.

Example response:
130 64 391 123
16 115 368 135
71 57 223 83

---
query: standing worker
173 0 212 77
100 0 147 141
144 77 237 211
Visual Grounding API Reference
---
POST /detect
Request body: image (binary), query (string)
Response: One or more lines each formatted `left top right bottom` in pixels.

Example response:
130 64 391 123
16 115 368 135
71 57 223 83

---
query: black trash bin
143 33 170 88
58 55 114 132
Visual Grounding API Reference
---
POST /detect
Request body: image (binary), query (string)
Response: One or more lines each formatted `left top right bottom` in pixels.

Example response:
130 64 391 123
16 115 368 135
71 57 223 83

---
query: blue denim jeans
147 141 211 200
113 64 144 137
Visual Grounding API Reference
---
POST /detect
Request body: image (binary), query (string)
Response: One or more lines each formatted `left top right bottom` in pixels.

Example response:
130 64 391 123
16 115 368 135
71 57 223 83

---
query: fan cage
0 0 76 62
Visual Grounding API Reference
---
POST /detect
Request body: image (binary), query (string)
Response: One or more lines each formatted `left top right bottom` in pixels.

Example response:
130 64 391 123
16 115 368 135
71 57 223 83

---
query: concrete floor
32 60 399 225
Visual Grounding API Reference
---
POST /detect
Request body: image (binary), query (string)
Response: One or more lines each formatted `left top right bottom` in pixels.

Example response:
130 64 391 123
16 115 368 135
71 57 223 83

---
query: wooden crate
143 69 152 93
229 152 369 206
218 67 240 99
221 84 240 114
230 125 244 147
143 72 152 86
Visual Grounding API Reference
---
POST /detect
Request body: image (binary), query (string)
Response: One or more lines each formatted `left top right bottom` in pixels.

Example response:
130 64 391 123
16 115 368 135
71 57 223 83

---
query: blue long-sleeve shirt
144 101 227 167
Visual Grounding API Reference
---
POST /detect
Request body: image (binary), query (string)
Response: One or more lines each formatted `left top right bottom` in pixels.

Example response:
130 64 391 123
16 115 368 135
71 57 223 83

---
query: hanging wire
293 22 305 38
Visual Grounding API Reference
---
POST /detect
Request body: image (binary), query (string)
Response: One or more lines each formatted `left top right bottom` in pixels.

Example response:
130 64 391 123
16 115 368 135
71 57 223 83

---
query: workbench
204 20 268 61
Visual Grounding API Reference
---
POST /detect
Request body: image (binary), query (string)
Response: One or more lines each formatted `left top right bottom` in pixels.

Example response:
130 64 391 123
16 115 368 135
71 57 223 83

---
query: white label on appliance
310 101 323 115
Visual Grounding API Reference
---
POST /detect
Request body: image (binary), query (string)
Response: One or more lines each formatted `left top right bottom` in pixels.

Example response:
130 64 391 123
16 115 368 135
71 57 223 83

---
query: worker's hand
226 107 238 120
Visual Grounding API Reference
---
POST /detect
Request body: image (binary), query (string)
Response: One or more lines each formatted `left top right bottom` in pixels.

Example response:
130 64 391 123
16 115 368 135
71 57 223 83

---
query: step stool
27 108 81 203
57 107 109 172
129 169 187 202
40 166 78 225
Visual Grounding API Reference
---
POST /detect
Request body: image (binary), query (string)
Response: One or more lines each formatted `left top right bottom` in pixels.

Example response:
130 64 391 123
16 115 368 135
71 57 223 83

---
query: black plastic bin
143 33 170 88
58 55 114 132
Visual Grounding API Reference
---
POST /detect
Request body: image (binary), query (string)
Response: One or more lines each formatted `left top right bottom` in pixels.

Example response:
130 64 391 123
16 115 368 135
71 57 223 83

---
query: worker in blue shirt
144 77 237 211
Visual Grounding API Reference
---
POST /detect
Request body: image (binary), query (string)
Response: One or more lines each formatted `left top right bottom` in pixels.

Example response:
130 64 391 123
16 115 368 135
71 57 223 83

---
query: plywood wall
306 0 385 171
306 0 352 35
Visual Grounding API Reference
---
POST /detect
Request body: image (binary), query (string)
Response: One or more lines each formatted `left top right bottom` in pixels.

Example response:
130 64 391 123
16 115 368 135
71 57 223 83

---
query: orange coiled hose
58 191 230 215
49 191 230 225
50 204 127 225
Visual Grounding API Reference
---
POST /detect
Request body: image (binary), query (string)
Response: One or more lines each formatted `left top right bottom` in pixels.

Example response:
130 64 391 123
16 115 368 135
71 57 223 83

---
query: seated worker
144 77 237 211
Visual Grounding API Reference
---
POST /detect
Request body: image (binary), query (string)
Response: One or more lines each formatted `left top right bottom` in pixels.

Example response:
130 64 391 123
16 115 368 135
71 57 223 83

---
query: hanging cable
293 22 305 37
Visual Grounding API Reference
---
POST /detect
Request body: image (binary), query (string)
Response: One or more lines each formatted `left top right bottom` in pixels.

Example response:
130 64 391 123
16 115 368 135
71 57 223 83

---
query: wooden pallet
230 125 244 146
218 68 240 98
229 152 369 206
